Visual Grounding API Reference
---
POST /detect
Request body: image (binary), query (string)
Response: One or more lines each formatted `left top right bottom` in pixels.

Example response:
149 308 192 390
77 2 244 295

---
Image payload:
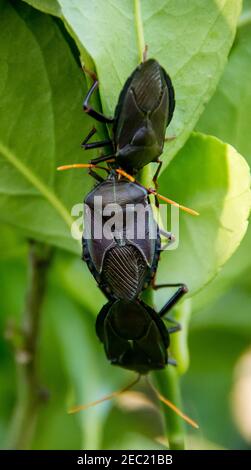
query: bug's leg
81 126 113 151
152 159 162 190
159 228 175 251
154 283 188 327
81 127 97 146
168 357 177 366
159 228 175 243
82 139 113 151
166 324 181 334
83 80 114 124
88 168 105 183
90 153 115 165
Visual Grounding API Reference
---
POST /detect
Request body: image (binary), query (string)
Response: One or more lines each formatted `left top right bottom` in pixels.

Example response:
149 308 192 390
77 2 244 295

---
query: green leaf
22 0 242 166
198 3 251 178
192 283 251 336
0 1 93 253
155 132 250 303
21 0 61 17
2 1 244 259
194 1 251 303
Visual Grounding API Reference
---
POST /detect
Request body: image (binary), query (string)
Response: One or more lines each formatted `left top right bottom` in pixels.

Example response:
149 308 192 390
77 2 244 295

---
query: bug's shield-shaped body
83 177 160 300
96 299 170 374
114 59 175 171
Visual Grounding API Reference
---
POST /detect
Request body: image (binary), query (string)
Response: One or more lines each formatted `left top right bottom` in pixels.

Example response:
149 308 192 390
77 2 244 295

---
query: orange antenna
115 169 199 217
68 375 141 414
57 163 109 172
146 377 199 429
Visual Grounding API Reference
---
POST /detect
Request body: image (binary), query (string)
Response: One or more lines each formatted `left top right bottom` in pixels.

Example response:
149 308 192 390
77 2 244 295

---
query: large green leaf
194 0 251 306
155 132 250 304
1 2 249 301
0 1 93 253
21 0 61 16
22 0 242 166
198 1 251 165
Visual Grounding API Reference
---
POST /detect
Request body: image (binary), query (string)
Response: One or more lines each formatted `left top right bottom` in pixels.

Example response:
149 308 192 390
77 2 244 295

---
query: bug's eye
131 127 155 146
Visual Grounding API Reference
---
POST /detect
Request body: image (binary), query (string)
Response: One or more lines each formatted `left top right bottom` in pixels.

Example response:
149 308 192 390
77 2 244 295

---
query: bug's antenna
115 169 199 216
68 374 141 414
146 376 199 429
57 163 109 172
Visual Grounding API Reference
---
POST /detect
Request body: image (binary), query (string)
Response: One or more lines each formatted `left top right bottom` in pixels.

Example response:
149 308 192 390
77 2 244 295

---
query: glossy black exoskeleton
82 170 187 374
96 289 187 375
82 172 162 300
82 58 175 179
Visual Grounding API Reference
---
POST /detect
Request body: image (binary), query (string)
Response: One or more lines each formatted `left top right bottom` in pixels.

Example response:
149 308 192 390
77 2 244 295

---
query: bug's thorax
84 176 148 208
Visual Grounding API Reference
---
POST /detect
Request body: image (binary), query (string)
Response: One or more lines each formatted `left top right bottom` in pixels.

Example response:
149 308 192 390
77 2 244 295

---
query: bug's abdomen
102 244 147 300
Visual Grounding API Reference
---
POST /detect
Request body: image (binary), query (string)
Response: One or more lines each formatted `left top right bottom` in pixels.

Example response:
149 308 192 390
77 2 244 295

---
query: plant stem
7 241 52 450
154 368 185 450
134 0 145 62
139 166 186 450
171 299 192 375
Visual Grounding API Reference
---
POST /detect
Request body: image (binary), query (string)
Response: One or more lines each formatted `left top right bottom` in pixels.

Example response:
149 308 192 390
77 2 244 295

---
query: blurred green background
1 0 251 450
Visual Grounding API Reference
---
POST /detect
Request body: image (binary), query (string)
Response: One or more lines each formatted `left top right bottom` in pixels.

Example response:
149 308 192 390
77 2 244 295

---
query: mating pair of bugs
58 52 198 428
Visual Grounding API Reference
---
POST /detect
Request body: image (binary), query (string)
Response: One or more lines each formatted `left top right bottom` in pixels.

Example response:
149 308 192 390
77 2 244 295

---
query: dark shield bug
59 167 198 428
81 57 175 181
82 172 163 300
80 168 198 301
81 170 188 373
57 51 199 427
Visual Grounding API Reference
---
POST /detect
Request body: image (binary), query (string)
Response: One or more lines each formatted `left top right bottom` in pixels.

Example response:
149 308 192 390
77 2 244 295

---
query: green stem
7 241 52 449
134 0 145 62
138 166 186 450
171 299 192 375
152 300 192 449
153 299 193 449
154 368 185 450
